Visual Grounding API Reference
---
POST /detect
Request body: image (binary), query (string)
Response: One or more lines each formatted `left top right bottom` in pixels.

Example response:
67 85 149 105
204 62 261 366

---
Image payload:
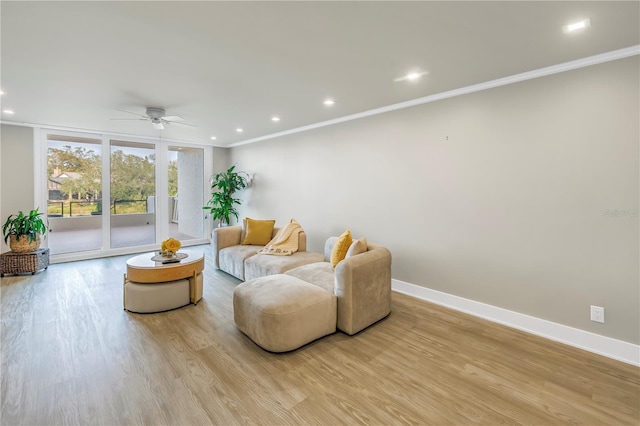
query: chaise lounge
233 234 393 352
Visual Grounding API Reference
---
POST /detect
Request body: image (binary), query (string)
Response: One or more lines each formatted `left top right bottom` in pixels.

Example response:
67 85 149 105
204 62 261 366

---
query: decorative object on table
150 252 188 262
2 208 48 253
203 165 249 227
151 238 187 262
0 248 50 277
160 237 181 257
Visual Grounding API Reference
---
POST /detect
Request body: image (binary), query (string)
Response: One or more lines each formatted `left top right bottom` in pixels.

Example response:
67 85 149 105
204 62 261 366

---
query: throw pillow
346 237 367 258
330 229 353 268
241 218 276 245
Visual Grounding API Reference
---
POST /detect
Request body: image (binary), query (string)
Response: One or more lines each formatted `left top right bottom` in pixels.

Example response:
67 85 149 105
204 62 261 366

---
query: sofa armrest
212 226 242 269
334 242 392 335
298 231 308 252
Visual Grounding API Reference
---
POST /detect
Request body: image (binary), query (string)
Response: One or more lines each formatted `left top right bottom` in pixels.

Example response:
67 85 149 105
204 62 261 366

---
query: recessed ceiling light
323 99 335 106
0 90 4 95
394 71 428 82
3 109 14 115
236 128 243 133
271 116 280 122
210 136 217 140
563 18 591 33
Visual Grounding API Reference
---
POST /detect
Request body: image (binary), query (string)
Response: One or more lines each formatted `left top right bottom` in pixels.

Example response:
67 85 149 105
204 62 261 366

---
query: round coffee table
124 251 205 312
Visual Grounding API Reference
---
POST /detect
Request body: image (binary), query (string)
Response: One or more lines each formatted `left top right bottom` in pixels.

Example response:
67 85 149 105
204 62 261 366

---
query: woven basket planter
9 234 41 253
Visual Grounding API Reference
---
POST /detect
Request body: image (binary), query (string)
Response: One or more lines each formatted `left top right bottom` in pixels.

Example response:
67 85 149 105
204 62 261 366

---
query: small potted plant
203 165 249 226
2 208 48 253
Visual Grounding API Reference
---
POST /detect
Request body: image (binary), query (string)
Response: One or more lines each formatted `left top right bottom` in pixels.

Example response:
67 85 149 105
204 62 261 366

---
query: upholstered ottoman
124 279 190 313
233 274 336 352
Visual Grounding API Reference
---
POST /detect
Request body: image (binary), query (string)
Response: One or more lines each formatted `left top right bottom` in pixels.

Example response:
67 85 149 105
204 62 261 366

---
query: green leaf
203 164 248 224
2 208 47 244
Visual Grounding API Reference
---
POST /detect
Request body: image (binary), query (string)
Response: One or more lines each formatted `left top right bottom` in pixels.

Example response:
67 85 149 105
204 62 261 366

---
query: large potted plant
203 165 249 226
2 208 48 253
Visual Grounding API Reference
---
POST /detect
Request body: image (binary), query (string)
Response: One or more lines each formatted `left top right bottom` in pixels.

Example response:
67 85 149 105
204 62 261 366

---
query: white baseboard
392 279 640 367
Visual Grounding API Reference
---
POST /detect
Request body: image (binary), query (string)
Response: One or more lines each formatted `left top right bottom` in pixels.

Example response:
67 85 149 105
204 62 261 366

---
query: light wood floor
1 245 638 425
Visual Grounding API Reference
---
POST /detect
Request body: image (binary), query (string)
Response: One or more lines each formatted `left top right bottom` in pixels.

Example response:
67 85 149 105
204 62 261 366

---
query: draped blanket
257 219 302 256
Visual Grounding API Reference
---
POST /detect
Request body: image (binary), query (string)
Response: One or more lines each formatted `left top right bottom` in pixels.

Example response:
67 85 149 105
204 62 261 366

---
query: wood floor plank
1 245 638 425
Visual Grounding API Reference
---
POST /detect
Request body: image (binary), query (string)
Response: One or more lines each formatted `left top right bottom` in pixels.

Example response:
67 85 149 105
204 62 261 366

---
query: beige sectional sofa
212 225 324 281
231 234 393 352
285 236 392 336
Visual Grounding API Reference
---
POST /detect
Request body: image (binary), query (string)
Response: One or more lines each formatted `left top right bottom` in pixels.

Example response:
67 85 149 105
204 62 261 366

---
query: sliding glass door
42 131 211 260
47 135 103 255
110 140 156 249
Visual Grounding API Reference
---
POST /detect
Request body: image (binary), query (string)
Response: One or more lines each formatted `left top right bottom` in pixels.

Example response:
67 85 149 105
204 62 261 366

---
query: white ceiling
1 1 638 147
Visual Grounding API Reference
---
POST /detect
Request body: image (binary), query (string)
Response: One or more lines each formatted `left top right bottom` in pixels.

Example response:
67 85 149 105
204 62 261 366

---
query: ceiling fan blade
161 115 184 122
110 118 148 121
166 121 197 128
117 109 148 118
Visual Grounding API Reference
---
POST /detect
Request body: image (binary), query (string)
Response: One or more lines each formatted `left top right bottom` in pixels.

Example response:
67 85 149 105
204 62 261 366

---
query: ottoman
233 274 337 352
124 279 190 313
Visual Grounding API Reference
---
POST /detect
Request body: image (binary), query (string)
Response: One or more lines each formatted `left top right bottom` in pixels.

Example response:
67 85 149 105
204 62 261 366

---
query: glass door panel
46 135 102 254
168 146 204 240
110 140 156 248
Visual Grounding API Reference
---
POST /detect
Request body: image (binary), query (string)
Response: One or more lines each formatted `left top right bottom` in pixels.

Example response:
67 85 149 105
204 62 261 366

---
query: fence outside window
47 199 149 217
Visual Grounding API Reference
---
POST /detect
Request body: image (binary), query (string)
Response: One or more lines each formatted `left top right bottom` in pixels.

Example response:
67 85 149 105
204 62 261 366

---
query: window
110 140 156 249
47 135 102 254
41 131 212 260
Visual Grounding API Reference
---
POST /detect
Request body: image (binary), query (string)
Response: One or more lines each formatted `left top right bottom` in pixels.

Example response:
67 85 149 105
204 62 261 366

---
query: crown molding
230 45 640 148
0 120 223 148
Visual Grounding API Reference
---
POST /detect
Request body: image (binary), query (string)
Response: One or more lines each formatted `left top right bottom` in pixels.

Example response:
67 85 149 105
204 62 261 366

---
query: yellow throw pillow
330 230 353 268
241 218 276 245
346 237 367 258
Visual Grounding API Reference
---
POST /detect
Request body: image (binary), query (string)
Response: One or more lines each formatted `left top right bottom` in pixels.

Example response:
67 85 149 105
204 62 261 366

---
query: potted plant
2 208 48 253
203 165 249 226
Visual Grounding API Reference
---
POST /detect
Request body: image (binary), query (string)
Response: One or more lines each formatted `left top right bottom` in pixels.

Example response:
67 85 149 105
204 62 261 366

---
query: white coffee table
124 251 205 312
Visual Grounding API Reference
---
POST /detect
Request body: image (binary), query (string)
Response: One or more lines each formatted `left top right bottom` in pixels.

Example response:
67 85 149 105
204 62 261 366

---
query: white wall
177 149 204 237
1 124 35 253
230 56 639 344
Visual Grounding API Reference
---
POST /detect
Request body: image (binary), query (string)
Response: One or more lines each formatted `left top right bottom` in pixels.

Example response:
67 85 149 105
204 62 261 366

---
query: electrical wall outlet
590 305 605 323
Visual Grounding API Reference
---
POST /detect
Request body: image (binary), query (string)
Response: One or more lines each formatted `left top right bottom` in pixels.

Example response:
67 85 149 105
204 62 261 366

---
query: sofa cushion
244 251 324 282
219 245 263 280
330 230 352 267
241 218 276 245
346 237 367 258
285 262 335 293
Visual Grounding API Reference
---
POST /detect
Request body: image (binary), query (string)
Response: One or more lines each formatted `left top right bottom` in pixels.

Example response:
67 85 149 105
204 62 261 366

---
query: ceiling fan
112 107 196 130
